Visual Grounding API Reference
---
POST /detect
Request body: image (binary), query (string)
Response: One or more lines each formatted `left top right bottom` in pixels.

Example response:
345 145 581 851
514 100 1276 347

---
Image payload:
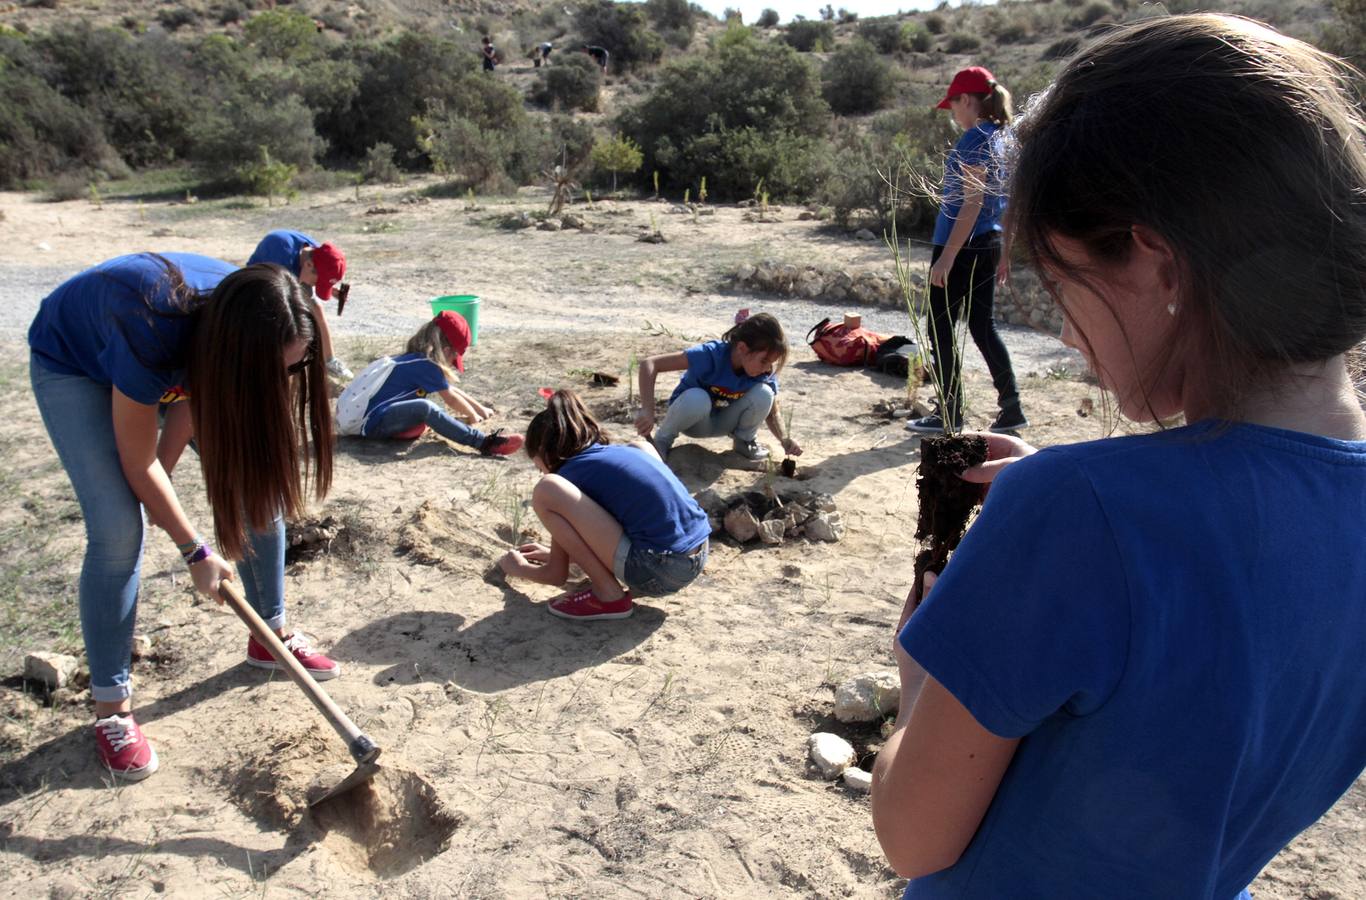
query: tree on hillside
572 0 664 73
618 26 830 200
645 0 695 48
822 39 897 115
591 133 643 192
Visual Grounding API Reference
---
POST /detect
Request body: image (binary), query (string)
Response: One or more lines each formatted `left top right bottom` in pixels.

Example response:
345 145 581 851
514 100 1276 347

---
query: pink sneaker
246 632 341 680
547 587 634 621
94 714 159 781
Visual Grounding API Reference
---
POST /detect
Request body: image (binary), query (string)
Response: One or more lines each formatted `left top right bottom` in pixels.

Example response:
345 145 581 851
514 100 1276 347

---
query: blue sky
687 0 991 26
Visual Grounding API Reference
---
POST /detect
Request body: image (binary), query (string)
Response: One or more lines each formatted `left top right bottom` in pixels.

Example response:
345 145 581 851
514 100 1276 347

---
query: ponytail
405 319 458 383
979 81 1013 126
525 389 608 472
721 312 790 373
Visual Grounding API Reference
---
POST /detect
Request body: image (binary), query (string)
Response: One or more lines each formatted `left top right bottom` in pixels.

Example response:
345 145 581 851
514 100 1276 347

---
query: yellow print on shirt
159 386 190 404
709 385 745 403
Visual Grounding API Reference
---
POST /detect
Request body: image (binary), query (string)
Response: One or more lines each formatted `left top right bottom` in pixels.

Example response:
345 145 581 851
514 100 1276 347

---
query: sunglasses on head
287 342 316 374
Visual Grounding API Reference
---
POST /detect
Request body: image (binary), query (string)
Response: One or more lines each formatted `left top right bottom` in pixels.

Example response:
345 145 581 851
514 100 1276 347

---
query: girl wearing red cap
336 311 523 456
905 65 1026 435
249 230 353 380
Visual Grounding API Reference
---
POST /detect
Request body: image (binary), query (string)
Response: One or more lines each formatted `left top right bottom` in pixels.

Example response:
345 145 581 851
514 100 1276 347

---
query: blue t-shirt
669 340 779 407
28 253 236 405
247 229 316 275
556 443 710 554
898 421 1366 899
931 122 1006 247
360 353 450 435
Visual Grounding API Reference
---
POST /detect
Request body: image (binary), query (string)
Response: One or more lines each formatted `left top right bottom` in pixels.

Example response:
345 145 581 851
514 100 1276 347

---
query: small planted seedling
699 176 708 205
780 404 797 477
653 169 660 200
626 352 638 404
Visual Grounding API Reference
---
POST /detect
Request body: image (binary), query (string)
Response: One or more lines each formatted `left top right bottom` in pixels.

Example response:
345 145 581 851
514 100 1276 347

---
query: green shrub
218 5 244 25
236 146 298 203
46 171 91 202
822 40 896 115
413 84 552 190
191 91 322 186
645 0 694 47
361 142 401 183
572 0 664 73
903 22 932 52
619 28 830 200
783 19 834 52
1070 1 1112 27
943 32 982 53
244 8 329 62
857 17 905 53
531 52 602 112
756 8 780 27
591 133 644 191
996 20 1030 43
156 6 198 31
924 13 946 34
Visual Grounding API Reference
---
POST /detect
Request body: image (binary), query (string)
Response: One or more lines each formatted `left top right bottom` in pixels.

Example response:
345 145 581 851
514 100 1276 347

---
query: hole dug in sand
311 766 464 878
227 727 463 878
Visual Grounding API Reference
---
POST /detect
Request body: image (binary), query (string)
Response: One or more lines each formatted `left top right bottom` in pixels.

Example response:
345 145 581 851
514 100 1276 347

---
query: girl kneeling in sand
873 15 1366 897
336 311 522 457
635 313 802 463
499 390 710 620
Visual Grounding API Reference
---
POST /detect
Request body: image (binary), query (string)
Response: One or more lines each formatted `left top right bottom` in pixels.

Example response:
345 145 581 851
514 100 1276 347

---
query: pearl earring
1167 302 1178 317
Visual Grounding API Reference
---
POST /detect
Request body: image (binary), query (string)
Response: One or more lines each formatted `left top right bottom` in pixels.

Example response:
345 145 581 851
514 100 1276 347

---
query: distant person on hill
635 313 803 463
247 229 352 380
584 44 609 74
904 65 1026 436
335 311 522 457
499 390 709 621
28 255 340 781
873 15 1366 896
537 41 553 66
482 35 497 72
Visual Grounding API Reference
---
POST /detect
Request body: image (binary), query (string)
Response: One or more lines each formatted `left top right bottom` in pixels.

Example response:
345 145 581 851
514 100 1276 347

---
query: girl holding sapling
874 15 1366 897
905 66 1026 435
635 312 803 464
499 390 709 621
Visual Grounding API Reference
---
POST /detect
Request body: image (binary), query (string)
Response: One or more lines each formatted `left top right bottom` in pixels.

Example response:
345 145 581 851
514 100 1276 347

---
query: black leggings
927 239 1020 421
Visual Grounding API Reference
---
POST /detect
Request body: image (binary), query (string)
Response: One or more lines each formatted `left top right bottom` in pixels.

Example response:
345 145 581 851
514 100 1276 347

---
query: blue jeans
612 535 708 597
655 384 775 448
367 399 485 449
30 355 286 703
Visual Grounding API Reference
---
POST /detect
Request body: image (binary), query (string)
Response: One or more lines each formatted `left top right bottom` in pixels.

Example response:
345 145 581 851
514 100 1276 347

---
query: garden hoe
219 579 381 807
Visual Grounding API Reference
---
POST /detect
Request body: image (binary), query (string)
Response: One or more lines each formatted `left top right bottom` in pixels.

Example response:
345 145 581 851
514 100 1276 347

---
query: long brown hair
721 312 790 372
404 318 458 383
1009 14 1366 420
524 389 608 473
972 80 1013 127
187 264 334 559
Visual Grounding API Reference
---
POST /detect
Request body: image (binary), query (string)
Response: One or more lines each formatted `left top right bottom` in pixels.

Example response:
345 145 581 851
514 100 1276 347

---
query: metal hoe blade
309 761 381 808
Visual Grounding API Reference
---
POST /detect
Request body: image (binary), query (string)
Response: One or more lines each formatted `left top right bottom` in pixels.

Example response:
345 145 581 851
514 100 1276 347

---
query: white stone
735 263 756 283
131 634 153 660
835 671 900 723
758 518 785 545
808 732 856 779
723 506 761 543
805 512 845 543
854 228 876 241
24 651 79 690
843 766 873 792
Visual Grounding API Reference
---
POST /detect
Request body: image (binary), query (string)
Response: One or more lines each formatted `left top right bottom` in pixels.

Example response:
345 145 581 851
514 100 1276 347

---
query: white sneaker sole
104 745 160 782
246 656 341 681
546 604 634 621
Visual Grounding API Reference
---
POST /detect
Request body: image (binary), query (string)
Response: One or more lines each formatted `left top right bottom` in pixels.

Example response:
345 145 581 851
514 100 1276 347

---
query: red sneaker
480 430 525 457
547 587 634 621
246 632 341 681
94 714 159 781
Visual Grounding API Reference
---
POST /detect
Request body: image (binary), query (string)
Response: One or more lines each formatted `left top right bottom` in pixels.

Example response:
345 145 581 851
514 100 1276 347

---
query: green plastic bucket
430 295 481 345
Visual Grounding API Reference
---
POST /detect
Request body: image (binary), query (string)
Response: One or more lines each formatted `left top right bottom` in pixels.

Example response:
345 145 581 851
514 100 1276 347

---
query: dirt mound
396 500 494 572
225 725 335 830
312 766 464 877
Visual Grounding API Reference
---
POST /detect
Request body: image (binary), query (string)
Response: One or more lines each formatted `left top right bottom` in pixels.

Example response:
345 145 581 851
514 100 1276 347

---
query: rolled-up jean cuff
263 613 286 631
91 679 133 703
612 534 631 584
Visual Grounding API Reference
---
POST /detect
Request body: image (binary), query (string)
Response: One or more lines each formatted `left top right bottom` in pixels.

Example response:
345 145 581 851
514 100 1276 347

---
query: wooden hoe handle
218 579 380 766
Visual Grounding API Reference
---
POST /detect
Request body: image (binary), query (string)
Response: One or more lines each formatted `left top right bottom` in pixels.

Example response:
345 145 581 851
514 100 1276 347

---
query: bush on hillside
783 19 834 52
857 17 905 53
1070 1 1112 28
243 8 329 62
822 40 897 115
0 60 120 187
361 142 402 183
190 91 322 186
645 0 695 47
924 13 946 34
903 22 932 52
1042 35 1081 59
531 51 602 112
944 32 982 53
157 6 198 31
572 0 664 73
756 8 780 27
619 28 831 200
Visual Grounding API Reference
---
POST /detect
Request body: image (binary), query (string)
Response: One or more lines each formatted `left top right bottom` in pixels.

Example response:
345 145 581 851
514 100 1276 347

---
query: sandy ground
0 183 1362 899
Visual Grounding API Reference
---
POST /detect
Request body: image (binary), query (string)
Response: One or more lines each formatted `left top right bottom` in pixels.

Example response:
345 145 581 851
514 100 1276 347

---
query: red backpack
806 317 890 367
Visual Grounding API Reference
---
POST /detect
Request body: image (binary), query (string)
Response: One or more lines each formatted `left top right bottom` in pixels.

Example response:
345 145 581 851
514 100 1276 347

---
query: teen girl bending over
336 311 522 456
499 390 710 621
28 255 339 781
635 313 803 463
872 16 1366 897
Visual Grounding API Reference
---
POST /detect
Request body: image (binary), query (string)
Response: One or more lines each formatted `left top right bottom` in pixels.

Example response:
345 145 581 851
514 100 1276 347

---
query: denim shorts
613 535 708 597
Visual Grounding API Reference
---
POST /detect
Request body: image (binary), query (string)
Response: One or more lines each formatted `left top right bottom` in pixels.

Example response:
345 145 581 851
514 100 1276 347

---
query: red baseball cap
310 242 346 300
434 311 470 372
936 66 996 109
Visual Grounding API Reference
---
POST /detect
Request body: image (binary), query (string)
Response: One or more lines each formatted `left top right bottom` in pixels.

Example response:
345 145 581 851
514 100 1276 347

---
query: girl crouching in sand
499 390 710 620
336 311 523 456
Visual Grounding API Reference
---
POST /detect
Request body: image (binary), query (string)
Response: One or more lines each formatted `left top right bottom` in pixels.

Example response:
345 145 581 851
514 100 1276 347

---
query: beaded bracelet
183 543 214 566
174 536 202 554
